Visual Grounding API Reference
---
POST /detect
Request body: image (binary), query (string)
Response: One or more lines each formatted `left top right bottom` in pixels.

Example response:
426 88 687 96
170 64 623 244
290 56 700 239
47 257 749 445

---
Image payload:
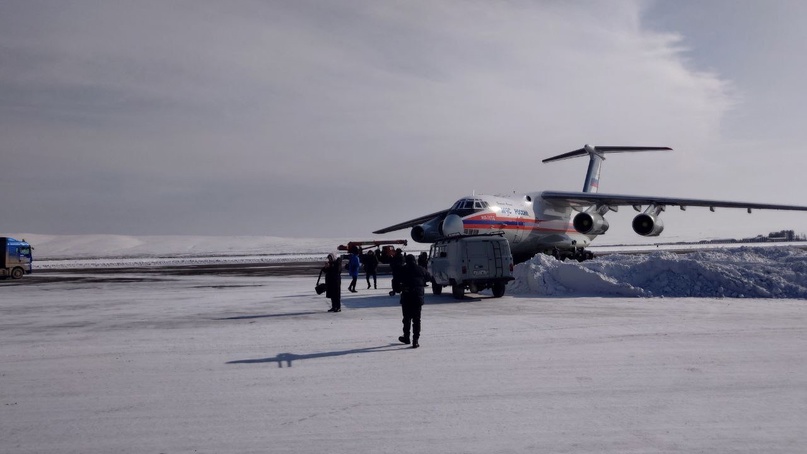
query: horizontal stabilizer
542 145 672 163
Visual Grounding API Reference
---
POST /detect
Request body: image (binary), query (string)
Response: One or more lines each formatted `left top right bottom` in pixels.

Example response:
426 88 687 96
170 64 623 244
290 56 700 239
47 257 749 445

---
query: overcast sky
2 0 807 242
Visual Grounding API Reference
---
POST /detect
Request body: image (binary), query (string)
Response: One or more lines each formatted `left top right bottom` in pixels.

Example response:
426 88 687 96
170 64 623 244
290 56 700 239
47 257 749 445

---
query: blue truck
1 237 33 279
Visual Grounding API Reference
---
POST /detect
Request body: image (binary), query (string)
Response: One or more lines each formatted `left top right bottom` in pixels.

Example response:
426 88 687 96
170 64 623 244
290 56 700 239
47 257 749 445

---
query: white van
428 234 514 299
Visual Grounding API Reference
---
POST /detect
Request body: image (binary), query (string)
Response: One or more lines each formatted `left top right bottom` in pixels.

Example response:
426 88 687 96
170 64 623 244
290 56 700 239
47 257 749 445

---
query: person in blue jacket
347 246 361 293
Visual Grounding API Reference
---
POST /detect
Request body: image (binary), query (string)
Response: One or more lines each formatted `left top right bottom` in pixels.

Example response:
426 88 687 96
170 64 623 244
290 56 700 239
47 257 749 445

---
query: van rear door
465 240 493 278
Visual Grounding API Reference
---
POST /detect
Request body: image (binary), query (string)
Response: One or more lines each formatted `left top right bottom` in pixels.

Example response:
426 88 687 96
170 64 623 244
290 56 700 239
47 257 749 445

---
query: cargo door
512 217 524 244
465 241 493 279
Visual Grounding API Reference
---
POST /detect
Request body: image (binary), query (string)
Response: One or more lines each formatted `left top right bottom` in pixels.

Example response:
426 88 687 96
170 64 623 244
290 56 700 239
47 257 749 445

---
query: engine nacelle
632 213 665 236
572 212 610 235
411 216 444 243
441 214 464 236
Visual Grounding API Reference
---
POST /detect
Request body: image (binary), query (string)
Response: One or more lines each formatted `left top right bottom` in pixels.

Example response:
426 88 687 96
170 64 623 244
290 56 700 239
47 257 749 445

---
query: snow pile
510 246 807 298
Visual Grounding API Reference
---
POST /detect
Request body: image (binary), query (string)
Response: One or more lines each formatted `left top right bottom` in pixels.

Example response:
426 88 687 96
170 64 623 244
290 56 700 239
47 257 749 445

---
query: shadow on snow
226 343 405 368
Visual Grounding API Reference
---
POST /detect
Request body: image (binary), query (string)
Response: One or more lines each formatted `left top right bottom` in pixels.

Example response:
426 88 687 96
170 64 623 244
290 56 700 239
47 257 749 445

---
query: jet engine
572 212 610 235
411 216 445 243
441 214 464 237
632 213 664 236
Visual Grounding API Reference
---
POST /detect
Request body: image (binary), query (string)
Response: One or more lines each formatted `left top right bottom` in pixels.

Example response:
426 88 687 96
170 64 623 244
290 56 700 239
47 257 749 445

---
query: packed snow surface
3 235 807 453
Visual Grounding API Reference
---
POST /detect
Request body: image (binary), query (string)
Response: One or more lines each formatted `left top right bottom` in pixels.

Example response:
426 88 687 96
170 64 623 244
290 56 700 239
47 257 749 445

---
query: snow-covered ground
2 235 807 453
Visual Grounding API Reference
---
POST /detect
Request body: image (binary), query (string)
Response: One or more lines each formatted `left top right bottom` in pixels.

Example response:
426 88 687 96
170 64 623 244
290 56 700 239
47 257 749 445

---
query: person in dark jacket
389 248 405 297
322 253 342 312
363 250 379 289
417 251 428 269
397 254 432 348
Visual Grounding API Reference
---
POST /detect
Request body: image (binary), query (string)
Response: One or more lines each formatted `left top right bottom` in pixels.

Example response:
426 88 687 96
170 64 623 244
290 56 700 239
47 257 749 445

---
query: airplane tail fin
543 145 672 193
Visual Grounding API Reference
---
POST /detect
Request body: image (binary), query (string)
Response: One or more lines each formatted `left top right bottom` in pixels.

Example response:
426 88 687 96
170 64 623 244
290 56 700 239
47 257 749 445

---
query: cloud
1 1 779 238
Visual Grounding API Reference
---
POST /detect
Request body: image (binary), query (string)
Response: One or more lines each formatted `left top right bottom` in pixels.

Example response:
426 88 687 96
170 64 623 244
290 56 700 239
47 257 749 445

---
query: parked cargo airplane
373 145 807 263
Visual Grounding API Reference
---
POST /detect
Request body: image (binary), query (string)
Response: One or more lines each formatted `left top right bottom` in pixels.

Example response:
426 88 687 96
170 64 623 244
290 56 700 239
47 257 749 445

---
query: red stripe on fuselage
462 214 577 234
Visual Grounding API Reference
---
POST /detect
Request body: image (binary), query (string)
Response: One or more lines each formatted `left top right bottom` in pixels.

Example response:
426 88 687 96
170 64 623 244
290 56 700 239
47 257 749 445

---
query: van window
432 244 447 257
467 242 490 258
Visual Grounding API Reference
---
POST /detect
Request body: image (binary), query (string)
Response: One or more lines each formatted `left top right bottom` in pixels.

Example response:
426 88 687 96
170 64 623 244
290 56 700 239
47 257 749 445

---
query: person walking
347 247 360 293
364 250 379 289
397 254 432 348
323 253 342 312
417 251 428 269
389 248 404 296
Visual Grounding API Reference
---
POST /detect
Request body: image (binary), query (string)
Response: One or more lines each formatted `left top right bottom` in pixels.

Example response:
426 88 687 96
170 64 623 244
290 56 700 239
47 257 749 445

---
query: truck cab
429 234 514 299
1 237 33 279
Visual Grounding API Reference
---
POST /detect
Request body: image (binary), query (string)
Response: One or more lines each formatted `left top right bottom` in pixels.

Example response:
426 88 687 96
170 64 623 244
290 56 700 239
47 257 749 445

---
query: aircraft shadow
342 293 406 309
215 291 487 321
345 291 485 308
227 343 405 368
427 294 484 303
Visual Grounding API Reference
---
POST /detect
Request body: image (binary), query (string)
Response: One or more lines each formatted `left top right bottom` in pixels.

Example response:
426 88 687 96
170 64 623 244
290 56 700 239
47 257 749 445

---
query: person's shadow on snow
227 343 404 368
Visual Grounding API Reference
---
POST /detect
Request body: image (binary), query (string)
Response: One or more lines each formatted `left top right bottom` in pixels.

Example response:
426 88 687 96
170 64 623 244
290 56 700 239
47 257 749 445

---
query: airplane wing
540 191 807 212
372 209 451 234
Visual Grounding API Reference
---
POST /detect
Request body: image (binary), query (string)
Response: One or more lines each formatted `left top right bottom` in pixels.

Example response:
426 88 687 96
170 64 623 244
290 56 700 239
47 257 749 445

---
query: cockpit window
449 198 486 217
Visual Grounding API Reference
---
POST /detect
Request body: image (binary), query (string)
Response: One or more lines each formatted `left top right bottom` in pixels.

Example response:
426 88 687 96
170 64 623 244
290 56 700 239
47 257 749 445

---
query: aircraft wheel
432 283 443 295
451 285 464 299
11 267 24 279
492 282 506 298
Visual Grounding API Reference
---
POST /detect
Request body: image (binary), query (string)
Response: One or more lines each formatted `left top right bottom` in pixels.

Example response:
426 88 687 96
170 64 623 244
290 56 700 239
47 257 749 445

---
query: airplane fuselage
422 193 593 263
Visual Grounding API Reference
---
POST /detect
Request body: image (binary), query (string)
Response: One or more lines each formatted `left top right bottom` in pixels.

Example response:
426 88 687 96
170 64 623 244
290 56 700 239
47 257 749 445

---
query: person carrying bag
315 270 327 295
321 253 342 312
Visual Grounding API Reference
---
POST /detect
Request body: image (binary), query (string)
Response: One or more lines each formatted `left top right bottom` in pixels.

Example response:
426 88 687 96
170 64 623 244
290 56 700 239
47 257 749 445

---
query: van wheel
11 267 24 279
451 285 464 299
432 283 443 295
492 282 506 298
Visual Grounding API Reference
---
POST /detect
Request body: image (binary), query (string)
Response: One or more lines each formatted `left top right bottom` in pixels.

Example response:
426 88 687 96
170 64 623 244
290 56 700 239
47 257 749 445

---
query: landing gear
550 247 594 262
574 249 595 262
